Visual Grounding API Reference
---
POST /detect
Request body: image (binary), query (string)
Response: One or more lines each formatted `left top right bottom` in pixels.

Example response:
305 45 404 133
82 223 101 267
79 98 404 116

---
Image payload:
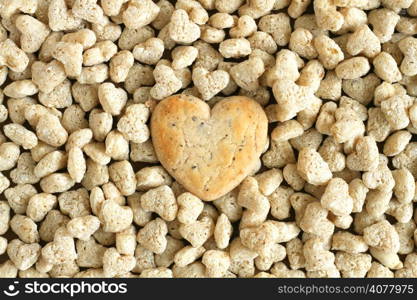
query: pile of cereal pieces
1 0 417 279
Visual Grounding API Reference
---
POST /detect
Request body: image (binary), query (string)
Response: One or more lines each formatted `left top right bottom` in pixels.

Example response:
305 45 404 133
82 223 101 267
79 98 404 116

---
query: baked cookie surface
151 94 268 201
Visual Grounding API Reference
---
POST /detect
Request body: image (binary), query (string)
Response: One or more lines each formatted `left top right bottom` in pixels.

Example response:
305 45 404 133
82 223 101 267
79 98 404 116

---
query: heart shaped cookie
151 94 268 201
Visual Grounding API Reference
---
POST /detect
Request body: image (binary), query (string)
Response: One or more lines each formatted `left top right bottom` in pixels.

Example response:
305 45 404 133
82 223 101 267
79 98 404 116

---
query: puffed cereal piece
15 14 50 54
335 57 370 80
218 38 251 58
150 64 182 100
88 109 112 142
381 94 413 130
116 226 137 256
367 262 394 278
392 168 415 204
382 0 413 12
58 188 91 218
229 57 264 92
26 193 57 222
117 104 150 143
190 67 228 100
0 201 10 235
133 38 165 65
154 235 184 268
103 247 136 277
299 202 334 238
3 124 37 150
77 64 109 84
237 0 275 18
174 245 205 267
0 237 7 255
31 60 66 94
264 50 300 86
303 236 337 273
373 52 402 83
213 190 242 223
0 172 10 194
331 232 368 254
169 9 200 44
362 159 395 192
3 80 38 98
314 0 344 31
67 215 100 241
67 147 86 183
288 0 311 18
65 129 93 152
229 15 256 38
93 227 116 246
33 150 67 178
363 220 400 253
83 143 111 165
74 159 104 190
36 113 68 148
320 178 353 216
271 262 306 278
0 39 29 73
297 148 332 186
202 250 231 278
214 213 232 249
335 252 372 278
176 192 204 225
137 218 168 254
238 177 270 228
108 50 134 83
262 139 296 169
7 239 41 271
102 182 125 205
179 216 215 247
346 136 379 172
239 221 278 257
289 28 317 60
316 71 342 101
171 46 199 70
152 0 175 30
0 260 18 278
394 221 415 254
122 0 159 29
346 25 381 58
10 214 39 244
135 166 171 192
52 42 83 77
39 173 75 194
348 178 368 213
258 13 291 46
75 237 106 268
254 168 283 196
141 185 178 222
104 131 129 161
398 37 417 76
108 160 136 196
48 0 83 31
39 210 70 243
99 200 133 233
272 79 315 121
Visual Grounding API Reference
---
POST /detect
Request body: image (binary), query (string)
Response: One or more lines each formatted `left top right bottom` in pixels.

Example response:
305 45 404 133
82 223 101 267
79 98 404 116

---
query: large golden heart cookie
151 94 268 201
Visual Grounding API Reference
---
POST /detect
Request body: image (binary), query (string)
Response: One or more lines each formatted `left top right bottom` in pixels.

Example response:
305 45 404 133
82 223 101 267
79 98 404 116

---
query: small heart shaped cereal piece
169 9 201 44
150 65 182 100
48 0 83 32
151 94 268 201
133 37 165 65
192 67 230 100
